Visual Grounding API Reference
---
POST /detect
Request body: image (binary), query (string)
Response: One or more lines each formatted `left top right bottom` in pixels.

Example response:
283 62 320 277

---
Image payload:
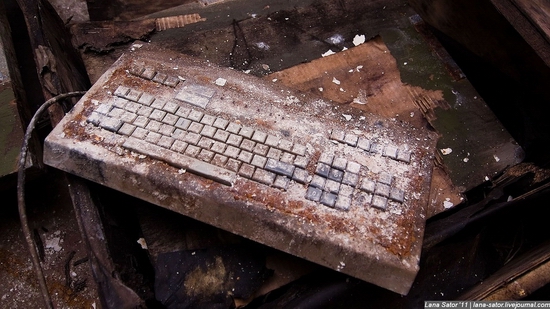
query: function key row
329 130 411 164
128 65 181 88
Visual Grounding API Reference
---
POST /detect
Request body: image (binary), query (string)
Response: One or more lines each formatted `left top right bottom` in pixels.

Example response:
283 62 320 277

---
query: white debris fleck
404 62 408 65
327 34 344 44
244 70 251 74
443 198 454 209
410 112 414 117
178 169 186 174
332 77 341 85
336 261 346 271
284 96 300 105
132 43 143 49
463 158 469 162
318 87 324 92
137 238 148 249
485 176 490 181
339 87 345 92
440 148 453 155
493 155 500 162
352 97 366 104
178 76 186 81
45 236 62 252
322 50 336 57
342 114 352 121
356 65 363 72
353 34 366 46
215 78 227 86
342 47 348 51
272 79 278 82
254 42 270 51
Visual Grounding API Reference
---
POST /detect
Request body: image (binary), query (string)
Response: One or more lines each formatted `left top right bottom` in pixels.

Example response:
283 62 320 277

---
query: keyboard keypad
88 85 408 212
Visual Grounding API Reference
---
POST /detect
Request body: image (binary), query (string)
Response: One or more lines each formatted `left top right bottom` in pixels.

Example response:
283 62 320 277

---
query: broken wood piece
70 20 156 53
71 14 206 52
491 0 550 67
458 241 550 300
155 14 206 31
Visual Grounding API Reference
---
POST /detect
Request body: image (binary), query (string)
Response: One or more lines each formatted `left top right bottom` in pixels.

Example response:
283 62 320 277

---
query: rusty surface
44 44 437 295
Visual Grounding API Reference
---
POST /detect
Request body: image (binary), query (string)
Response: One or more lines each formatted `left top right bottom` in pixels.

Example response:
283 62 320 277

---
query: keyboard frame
44 44 437 295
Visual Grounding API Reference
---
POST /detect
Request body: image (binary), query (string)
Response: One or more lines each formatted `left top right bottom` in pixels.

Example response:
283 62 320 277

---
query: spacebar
123 137 236 186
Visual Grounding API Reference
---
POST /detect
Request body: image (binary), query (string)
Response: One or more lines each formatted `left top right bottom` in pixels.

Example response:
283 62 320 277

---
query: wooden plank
492 0 550 67
512 0 550 43
458 241 550 300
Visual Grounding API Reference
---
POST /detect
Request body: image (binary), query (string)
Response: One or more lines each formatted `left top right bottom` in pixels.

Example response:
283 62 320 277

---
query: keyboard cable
17 91 87 309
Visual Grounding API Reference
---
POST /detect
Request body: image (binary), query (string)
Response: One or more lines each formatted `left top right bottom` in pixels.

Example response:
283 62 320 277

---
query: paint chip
353 34 365 46
322 50 336 57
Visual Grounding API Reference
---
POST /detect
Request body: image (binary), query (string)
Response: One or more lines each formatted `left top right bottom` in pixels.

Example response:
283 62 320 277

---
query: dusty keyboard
44 44 437 294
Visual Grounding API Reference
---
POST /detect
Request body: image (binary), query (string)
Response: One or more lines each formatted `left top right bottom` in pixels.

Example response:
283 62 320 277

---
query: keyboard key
372 195 388 210
310 175 326 189
390 188 404 203
335 195 351 211
319 152 334 165
305 187 322 202
240 139 255 152
379 172 393 185
238 163 255 179
375 183 390 198
265 158 295 178
325 179 340 194
211 154 228 167
273 176 289 190
188 110 204 122
100 117 123 132
342 172 359 187
266 148 282 160
328 168 344 182
292 168 308 184
291 143 306 156
320 192 337 207
185 145 200 157
238 151 254 163
226 134 243 147
252 169 276 185
383 145 398 159
344 134 358 147
332 157 347 170
213 117 229 129
315 163 330 178
360 179 376 193
251 155 267 168
252 131 267 143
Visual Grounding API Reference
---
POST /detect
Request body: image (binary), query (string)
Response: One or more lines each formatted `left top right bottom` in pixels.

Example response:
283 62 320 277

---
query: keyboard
43 44 437 295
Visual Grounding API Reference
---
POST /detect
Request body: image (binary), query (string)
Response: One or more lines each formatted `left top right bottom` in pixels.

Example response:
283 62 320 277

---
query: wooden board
267 37 463 216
